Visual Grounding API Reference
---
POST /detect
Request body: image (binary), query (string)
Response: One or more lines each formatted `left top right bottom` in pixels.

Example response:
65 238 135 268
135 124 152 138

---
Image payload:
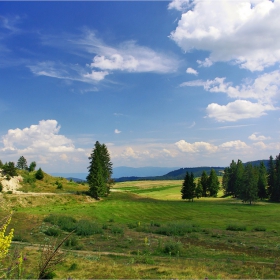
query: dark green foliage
44 215 77 232
35 168 44 180
2 162 17 177
226 224 246 231
0 182 2 192
181 172 196 201
270 154 280 202
258 161 268 200
0 159 3 168
64 236 78 247
87 141 114 199
195 179 203 199
207 169 220 197
253 226 266 232
200 170 208 196
75 220 103 236
68 263 78 271
155 222 199 236
240 163 259 204
28 161 36 172
55 181 63 189
162 240 183 255
23 173 36 184
110 226 124 235
16 156 28 170
44 227 61 237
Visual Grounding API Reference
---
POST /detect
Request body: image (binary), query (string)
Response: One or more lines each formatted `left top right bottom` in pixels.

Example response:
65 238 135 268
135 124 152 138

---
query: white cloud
249 133 271 141
175 140 218 153
181 70 280 121
219 140 249 150
206 100 275 122
197 58 213 68
186 67 198 75
88 39 178 74
1 120 85 161
114 129 121 134
169 0 280 71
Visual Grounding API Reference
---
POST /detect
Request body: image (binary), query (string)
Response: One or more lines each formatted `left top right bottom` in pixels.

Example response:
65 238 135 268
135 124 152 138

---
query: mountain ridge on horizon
50 159 269 181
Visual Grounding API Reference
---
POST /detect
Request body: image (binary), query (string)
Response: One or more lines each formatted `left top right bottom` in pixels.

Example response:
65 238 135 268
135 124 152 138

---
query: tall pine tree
258 161 267 200
87 141 113 199
181 172 196 202
207 169 220 197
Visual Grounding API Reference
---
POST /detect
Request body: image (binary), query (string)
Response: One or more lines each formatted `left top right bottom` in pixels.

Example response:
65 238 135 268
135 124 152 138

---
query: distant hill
52 160 270 182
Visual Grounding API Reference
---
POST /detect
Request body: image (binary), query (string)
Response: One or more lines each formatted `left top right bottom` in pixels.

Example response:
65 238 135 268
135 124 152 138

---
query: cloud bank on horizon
0 0 279 172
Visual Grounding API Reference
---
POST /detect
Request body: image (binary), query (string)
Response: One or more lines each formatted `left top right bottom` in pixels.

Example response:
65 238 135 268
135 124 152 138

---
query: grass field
1 178 280 279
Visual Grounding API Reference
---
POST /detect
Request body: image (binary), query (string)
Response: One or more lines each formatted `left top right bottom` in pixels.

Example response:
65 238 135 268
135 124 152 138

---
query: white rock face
0 170 23 193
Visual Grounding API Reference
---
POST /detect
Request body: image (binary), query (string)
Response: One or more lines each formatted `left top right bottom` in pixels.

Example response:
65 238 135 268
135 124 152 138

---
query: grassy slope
1 176 280 278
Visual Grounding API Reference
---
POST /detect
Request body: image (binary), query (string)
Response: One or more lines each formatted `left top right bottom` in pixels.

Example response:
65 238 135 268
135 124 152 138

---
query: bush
44 215 77 232
162 240 183 255
64 236 78 247
253 226 266 232
56 182 63 189
0 182 2 192
111 226 124 235
35 168 44 180
75 220 103 236
44 227 61 237
226 224 246 231
155 222 199 236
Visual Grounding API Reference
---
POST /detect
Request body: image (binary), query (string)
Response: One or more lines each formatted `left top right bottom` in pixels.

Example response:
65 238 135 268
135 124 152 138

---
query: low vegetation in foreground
0 179 280 279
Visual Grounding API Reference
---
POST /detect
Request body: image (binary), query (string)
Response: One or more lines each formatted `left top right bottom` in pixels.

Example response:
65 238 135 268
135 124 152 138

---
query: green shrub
253 226 266 232
162 240 183 255
68 263 78 271
35 168 44 180
23 174 36 184
0 182 2 192
155 222 199 236
226 224 246 231
44 227 61 237
44 214 77 232
111 226 124 235
64 236 79 247
75 220 103 236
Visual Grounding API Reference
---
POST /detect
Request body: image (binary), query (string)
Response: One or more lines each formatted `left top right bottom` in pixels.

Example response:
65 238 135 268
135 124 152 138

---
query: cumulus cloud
114 129 121 134
175 140 218 153
176 139 249 155
169 0 280 71
249 133 271 141
1 120 84 158
206 100 275 122
181 70 280 121
186 67 198 75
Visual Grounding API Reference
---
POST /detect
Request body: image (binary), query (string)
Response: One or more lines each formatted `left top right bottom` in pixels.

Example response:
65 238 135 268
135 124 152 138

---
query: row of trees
181 169 220 201
0 156 44 180
222 154 280 204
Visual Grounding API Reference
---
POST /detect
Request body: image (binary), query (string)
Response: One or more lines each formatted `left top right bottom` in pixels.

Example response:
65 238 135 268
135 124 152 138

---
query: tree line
222 154 280 204
181 169 220 201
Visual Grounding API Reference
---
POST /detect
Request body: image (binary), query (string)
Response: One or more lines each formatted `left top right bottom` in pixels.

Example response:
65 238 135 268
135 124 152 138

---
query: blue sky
0 0 280 173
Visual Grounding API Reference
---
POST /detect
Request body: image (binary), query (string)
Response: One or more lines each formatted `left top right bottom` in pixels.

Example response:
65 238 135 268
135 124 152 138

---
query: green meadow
1 178 280 278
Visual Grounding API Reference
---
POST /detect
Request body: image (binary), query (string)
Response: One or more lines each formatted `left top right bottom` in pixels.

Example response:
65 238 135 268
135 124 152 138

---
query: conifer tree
258 161 267 200
240 163 258 205
200 170 208 197
181 172 196 202
87 141 113 199
195 179 203 199
16 156 28 170
207 169 220 197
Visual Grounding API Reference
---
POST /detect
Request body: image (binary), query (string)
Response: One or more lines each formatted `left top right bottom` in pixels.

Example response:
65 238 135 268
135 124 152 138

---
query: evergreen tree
222 167 230 195
29 161 37 172
200 170 208 197
195 179 203 199
87 141 113 199
235 160 244 198
2 162 17 177
207 169 220 197
271 154 280 202
240 163 258 205
16 156 28 170
258 161 267 200
35 168 44 180
181 172 196 202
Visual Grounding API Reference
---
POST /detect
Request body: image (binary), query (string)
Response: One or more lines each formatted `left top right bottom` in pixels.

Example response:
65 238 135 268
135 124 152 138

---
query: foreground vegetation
1 177 280 278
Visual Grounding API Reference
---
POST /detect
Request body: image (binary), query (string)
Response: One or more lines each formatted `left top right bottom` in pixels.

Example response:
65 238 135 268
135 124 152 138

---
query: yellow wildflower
0 215 14 259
